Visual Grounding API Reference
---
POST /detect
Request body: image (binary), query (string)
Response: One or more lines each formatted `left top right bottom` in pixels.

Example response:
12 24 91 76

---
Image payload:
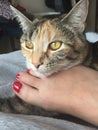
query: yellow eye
25 41 33 49
49 41 62 50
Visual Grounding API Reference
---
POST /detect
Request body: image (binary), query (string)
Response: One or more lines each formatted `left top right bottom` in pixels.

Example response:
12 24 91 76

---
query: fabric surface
0 50 26 98
0 50 97 130
0 0 14 20
0 112 97 130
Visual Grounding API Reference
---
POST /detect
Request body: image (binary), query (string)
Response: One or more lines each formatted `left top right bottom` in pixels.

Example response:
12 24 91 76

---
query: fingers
12 81 39 105
16 71 41 89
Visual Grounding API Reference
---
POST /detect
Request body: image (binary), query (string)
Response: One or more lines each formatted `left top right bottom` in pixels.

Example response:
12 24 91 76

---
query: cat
1 0 97 117
10 0 91 78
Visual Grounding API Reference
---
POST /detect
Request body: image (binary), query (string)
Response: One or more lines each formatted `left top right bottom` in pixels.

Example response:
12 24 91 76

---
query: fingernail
16 73 20 79
12 81 22 93
27 69 30 74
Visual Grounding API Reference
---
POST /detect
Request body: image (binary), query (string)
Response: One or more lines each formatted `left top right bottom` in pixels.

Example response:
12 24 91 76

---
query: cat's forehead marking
33 20 56 52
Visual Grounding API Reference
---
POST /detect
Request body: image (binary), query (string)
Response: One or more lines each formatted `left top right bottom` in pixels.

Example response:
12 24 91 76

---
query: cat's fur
11 0 90 78
1 0 97 117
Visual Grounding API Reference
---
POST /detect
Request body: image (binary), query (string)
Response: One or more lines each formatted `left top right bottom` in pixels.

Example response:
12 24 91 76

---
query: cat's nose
33 62 42 68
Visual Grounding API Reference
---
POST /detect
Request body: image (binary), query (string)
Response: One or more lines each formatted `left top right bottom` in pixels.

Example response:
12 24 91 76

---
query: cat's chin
28 68 52 78
32 71 47 78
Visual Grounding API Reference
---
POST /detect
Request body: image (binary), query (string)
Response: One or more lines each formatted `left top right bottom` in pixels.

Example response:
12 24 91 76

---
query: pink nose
33 62 42 68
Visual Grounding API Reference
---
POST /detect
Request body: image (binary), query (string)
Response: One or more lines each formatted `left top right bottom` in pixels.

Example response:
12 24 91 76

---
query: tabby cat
1 0 97 117
10 0 91 78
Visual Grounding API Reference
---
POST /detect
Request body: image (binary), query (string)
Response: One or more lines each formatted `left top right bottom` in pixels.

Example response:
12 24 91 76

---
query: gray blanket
0 50 97 130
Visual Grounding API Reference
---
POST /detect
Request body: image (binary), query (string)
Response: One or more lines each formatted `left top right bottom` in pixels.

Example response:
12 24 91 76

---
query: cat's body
0 0 98 117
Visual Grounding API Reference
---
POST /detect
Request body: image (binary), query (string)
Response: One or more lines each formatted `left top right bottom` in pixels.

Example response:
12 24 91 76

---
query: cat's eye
25 41 33 49
49 41 62 51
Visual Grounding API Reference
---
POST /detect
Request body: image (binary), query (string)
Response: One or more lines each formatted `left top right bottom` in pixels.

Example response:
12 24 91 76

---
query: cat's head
10 0 89 77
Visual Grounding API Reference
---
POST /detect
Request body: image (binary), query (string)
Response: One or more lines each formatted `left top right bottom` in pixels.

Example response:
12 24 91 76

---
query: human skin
13 65 98 126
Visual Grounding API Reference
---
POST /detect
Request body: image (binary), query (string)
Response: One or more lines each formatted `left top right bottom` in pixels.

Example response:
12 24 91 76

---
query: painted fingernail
13 81 22 93
16 73 20 79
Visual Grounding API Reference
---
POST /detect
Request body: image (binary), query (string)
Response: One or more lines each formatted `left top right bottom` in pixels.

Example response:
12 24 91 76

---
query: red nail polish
16 73 20 79
13 81 22 93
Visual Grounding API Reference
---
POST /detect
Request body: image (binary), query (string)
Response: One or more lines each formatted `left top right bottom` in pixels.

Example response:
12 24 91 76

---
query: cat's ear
10 5 33 32
60 0 89 32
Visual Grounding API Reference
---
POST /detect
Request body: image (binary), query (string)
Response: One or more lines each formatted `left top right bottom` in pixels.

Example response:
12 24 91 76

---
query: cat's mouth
26 60 61 77
26 59 74 78
26 61 51 77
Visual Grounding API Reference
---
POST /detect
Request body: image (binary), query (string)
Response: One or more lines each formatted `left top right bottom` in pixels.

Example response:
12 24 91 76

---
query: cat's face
20 19 88 77
11 0 89 77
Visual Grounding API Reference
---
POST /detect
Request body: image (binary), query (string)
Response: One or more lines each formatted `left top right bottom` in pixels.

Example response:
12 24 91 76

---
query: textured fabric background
0 0 14 19
0 50 26 98
0 112 97 130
